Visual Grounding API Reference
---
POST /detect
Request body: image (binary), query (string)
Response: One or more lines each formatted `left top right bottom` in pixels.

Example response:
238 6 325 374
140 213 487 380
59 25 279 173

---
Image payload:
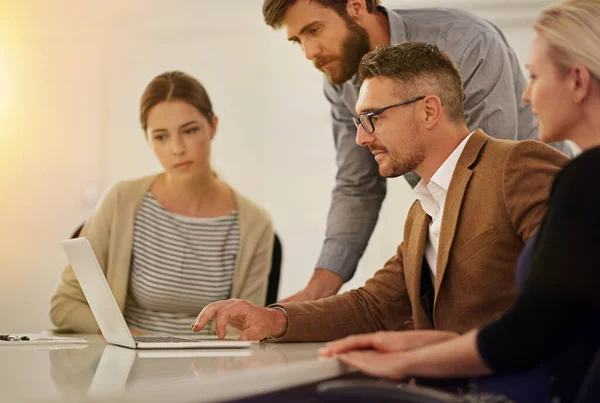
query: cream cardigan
50 174 274 333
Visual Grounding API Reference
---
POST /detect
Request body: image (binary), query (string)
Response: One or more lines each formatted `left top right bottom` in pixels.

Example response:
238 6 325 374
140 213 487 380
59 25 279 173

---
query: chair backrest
71 223 84 239
575 347 600 403
317 380 463 403
265 233 282 305
71 223 283 305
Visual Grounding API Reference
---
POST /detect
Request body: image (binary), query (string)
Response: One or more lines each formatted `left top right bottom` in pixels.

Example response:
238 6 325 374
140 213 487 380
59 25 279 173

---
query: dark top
477 146 600 400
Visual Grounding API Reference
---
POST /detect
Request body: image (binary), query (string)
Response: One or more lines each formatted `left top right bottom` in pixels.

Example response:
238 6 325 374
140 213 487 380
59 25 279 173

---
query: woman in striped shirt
51 71 274 335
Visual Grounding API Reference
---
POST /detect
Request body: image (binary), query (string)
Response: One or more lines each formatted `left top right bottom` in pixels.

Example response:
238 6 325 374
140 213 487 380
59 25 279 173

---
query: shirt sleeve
315 80 386 282
274 238 414 342
477 150 600 373
458 30 571 156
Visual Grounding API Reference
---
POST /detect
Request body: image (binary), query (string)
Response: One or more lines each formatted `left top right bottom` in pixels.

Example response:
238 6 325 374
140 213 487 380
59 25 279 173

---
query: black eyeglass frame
353 95 426 134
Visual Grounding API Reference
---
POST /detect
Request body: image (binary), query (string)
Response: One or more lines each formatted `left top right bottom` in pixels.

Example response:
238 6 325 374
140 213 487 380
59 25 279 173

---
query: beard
314 17 371 85
372 125 425 178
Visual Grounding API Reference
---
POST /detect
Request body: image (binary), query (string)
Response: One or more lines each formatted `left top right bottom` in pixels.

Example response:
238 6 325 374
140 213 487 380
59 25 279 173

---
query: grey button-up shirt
317 7 570 282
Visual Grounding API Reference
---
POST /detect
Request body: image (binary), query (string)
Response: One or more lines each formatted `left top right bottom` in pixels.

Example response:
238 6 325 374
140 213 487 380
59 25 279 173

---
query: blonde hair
534 0 600 80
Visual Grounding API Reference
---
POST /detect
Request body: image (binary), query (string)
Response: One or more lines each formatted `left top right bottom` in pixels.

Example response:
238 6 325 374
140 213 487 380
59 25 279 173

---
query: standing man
262 0 570 301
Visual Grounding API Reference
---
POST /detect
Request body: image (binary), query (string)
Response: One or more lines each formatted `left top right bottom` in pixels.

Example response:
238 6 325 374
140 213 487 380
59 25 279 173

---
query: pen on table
0 335 30 341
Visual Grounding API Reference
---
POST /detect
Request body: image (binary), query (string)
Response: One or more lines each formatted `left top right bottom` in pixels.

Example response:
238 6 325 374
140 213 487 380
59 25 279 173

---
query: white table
0 334 350 403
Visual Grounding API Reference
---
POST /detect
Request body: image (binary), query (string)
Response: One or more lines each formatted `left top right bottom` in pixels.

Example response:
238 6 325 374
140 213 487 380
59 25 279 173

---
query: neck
568 95 600 152
416 124 471 183
364 8 390 49
163 168 219 213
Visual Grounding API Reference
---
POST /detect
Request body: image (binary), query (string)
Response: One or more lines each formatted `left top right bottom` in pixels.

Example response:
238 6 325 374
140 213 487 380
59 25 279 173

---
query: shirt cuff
315 241 363 282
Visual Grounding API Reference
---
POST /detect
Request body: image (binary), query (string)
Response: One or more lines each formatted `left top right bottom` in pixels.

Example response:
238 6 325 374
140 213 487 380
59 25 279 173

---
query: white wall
0 0 552 333
0 0 118 333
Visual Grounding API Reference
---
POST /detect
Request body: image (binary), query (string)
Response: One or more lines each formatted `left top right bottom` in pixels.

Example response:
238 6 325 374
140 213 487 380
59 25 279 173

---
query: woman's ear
210 115 219 140
570 64 593 104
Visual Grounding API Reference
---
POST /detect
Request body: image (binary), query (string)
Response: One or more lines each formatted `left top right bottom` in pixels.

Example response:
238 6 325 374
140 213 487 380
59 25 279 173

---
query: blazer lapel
434 130 490 300
404 206 430 307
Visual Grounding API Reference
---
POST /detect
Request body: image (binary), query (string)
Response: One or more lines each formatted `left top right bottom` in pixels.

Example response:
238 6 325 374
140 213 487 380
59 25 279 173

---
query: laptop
61 237 253 350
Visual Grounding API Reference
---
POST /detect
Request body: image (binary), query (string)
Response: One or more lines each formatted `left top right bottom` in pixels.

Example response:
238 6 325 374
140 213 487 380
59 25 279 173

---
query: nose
302 39 321 61
355 125 374 147
171 134 186 155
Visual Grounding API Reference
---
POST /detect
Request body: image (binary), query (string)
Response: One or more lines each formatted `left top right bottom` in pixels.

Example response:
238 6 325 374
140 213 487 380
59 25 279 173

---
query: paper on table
0 333 89 346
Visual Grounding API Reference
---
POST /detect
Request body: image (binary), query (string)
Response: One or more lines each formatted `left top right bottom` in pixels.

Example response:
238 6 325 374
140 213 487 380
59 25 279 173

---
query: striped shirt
124 193 240 334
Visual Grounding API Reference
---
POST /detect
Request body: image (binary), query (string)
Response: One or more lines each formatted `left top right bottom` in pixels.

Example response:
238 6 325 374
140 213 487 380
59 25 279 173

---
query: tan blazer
276 130 568 341
50 174 274 333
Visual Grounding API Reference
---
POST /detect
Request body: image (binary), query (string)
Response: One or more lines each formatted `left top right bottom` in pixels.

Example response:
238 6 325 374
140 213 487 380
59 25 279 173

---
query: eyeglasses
352 96 425 134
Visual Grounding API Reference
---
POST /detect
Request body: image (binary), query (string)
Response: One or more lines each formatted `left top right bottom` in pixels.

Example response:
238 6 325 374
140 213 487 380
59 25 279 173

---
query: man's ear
569 63 593 104
346 0 367 20
422 95 443 129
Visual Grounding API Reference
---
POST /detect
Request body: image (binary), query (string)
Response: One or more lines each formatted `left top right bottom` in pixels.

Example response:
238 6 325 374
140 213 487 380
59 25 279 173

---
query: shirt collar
430 133 473 192
345 7 405 87
413 132 473 208
413 179 440 220
380 6 407 45
413 179 431 201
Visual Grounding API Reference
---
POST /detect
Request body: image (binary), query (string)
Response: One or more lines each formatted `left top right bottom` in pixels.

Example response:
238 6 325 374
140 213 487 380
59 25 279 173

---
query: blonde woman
51 71 274 335
321 1 600 401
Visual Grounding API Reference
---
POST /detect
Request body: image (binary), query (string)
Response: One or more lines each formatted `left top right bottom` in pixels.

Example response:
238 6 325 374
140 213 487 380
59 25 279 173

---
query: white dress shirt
413 133 473 284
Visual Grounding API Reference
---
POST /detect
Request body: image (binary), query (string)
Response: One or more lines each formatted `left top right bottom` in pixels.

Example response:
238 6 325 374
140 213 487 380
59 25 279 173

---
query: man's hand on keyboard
191 299 288 341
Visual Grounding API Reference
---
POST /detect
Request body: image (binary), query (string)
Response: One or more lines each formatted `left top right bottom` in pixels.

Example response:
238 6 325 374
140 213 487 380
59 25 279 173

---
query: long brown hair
140 71 215 132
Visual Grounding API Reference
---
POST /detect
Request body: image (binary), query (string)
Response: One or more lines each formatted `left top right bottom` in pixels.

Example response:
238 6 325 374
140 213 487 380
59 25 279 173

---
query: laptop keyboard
133 336 195 343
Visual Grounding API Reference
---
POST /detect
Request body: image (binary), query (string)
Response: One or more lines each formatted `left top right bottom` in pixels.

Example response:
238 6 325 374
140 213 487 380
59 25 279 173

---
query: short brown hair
359 42 465 124
140 71 215 132
263 0 381 28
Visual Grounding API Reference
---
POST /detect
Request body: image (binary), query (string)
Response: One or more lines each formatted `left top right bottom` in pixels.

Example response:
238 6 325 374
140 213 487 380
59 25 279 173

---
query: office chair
265 233 282 305
317 380 464 403
71 223 84 239
70 223 283 305
317 380 521 402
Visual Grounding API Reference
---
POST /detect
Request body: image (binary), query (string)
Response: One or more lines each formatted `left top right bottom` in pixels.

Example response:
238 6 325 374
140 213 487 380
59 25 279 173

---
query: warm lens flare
0 47 11 126
0 51 5 117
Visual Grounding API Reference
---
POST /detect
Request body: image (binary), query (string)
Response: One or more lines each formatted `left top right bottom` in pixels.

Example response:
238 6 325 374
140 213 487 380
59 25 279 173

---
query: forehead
527 34 552 67
283 0 343 38
356 77 399 112
146 100 204 127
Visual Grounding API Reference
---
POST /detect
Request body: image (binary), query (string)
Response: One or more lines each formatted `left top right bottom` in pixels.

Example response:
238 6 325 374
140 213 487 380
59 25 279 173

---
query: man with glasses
261 0 571 303
191 43 568 343
351 96 425 134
